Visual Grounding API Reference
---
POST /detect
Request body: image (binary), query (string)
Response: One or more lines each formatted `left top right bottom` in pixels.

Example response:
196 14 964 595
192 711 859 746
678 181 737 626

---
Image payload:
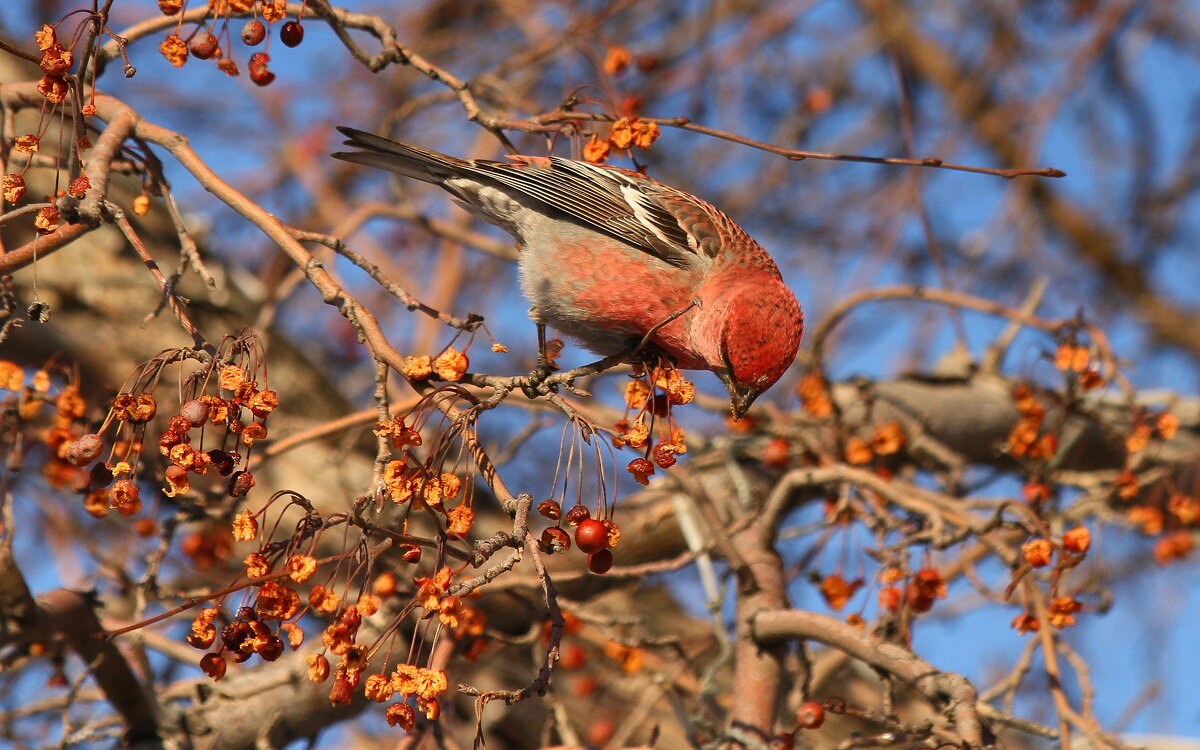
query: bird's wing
466 157 727 268
334 126 730 268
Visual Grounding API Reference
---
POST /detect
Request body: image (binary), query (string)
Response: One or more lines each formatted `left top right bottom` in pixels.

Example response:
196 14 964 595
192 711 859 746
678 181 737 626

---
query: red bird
334 127 803 418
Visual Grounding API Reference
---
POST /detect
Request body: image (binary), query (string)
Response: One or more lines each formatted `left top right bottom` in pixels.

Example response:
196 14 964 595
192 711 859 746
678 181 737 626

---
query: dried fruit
241 20 266 46
159 33 188 67
1022 538 1053 568
35 24 56 50
229 470 255 497
34 207 60 235
3 174 26 204
180 398 209 426
13 134 39 153
40 44 72 75
66 175 89 198
432 346 469 381
564 504 590 526
232 509 258 541
626 456 654 485
37 75 68 104
603 45 631 75
200 653 226 681
1062 526 1091 554
540 526 571 553
583 134 610 163
189 32 219 60
385 701 415 730
248 52 274 86
537 499 562 520
64 434 103 466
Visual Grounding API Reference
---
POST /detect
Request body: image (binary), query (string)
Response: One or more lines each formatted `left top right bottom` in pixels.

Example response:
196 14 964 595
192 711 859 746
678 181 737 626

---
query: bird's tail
332 126 467 184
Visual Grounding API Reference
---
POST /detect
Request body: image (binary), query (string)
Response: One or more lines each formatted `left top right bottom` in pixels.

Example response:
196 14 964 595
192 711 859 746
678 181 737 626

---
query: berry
189 32 219 60
540 526 571 553
90 462 114 488
796 701 825 729
564 503 591 526
575 519 608 555
65 433 103 466
280 21 304 47
241 20 265 46
180 398 208 427
248 52 275 87
762 437 790 468
768 734 795 750
587 549 613 574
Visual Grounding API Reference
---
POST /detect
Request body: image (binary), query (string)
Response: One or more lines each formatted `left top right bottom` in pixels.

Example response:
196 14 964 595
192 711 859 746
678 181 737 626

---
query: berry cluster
155 0 306 86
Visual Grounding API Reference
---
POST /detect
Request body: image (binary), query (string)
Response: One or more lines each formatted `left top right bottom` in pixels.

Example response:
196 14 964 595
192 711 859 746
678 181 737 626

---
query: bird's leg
523 318 559 397
633 297 703 355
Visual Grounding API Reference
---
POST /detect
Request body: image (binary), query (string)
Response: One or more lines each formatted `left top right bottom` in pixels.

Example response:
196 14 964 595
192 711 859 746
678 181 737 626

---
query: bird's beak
724 378 761 421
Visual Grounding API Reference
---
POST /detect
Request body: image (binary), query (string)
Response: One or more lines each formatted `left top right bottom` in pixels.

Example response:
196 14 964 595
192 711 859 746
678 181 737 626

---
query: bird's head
708 280 803 420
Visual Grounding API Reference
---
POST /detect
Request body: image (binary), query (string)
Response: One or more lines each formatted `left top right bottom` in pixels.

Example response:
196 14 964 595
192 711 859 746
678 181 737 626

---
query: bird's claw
522 359 560 399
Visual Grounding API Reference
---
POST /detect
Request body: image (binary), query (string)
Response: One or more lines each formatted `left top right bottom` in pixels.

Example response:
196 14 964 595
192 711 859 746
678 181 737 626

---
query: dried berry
241 20 266 46
229 470 255 497
168 414 192 434
165 465 189 488
66 175 89 198
3 174 26 204
65 434 103 466
189 32 219 60
564 504 591 526
540 526 571 553
199 653 226 681
159 33 188 67
575 519 608 555
248 52 274 86
180 398 208 427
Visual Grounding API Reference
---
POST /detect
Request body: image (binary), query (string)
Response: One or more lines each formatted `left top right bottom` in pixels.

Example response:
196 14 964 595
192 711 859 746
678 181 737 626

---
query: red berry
575 519 608 555
189 32 219 60
768 733 795 750
241 20 265 46
280 21 304 47
587 549 613 574
762 437 790 468
796 701 825 729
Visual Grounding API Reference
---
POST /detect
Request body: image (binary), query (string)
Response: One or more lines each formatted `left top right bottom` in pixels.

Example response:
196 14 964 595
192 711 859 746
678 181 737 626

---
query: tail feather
332 126 466 184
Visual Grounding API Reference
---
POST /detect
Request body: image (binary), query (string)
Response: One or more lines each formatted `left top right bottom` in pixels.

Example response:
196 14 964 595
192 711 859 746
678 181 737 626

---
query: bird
333 127 803 419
